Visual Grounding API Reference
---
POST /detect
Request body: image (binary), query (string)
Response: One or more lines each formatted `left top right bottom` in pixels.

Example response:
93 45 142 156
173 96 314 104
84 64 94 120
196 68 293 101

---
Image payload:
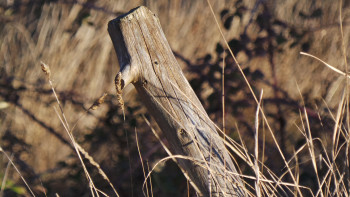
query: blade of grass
222 50 226 171
303 107 323 197
146 161 154 197
206 1 301 192
124 126 134 197
254 90 263 197
41 62 70 130
0 147 35 197
0 154 13 197
41 62 121 197
339 0 350 192
296 81 323 197
300 52 350 78
142 116 203 195
142 87 240 195
135 128 150 197
53 107 99 197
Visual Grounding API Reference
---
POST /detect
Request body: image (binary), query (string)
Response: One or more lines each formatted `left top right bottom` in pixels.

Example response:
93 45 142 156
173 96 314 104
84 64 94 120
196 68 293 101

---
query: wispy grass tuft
40 62 120 197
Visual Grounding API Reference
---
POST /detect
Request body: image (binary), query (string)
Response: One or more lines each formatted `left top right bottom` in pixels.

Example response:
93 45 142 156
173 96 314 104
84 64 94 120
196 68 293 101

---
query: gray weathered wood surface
108 6 245 197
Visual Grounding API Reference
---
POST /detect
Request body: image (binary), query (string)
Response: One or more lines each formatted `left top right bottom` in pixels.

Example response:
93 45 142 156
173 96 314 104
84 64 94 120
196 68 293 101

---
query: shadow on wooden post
108 6 246 197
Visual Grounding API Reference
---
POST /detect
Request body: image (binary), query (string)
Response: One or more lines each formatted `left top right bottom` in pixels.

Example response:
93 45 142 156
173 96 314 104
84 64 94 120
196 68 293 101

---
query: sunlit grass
0 0 349 196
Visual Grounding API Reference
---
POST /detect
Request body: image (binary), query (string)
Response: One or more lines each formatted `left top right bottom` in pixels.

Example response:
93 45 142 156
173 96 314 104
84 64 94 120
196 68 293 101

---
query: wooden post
108 6 245 196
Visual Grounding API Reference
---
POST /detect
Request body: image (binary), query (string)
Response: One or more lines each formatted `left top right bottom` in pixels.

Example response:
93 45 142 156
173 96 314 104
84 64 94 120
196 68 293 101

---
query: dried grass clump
1 0 350 196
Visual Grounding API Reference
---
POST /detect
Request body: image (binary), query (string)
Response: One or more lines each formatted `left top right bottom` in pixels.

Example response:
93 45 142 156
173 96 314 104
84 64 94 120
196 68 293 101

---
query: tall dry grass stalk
40 61 120 196
0 147 35 197
1 0 350 196
0 0 241 177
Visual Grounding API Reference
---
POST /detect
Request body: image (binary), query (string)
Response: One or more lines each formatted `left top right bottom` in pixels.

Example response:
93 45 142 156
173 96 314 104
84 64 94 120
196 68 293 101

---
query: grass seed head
41 61 51 78
89 93 108 110
115 72 125 119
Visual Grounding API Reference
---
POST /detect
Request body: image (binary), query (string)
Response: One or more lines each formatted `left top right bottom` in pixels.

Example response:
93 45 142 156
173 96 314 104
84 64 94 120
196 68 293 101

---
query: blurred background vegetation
0 0 349 196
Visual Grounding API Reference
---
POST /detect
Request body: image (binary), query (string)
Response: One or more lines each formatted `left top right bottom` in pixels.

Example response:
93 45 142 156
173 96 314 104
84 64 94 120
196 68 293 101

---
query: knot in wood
142 79 148 86
179 128 187 137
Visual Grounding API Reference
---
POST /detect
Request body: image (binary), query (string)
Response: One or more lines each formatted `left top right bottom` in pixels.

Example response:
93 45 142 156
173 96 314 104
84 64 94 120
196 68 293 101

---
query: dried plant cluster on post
108 6 245 196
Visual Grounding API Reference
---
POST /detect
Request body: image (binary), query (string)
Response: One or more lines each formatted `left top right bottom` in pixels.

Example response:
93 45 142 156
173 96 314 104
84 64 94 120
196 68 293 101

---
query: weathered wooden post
108 6 245 196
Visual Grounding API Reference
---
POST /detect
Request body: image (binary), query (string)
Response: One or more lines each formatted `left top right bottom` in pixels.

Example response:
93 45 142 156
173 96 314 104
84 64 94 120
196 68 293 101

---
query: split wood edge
108 6 246 197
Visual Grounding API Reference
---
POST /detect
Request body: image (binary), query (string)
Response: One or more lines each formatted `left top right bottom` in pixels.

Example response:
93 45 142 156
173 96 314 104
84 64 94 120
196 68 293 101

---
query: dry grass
0 0 350 196
41 61 120 197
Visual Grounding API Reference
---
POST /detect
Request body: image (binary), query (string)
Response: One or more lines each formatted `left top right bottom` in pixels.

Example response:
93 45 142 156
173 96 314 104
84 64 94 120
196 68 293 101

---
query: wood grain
108 6 245 196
